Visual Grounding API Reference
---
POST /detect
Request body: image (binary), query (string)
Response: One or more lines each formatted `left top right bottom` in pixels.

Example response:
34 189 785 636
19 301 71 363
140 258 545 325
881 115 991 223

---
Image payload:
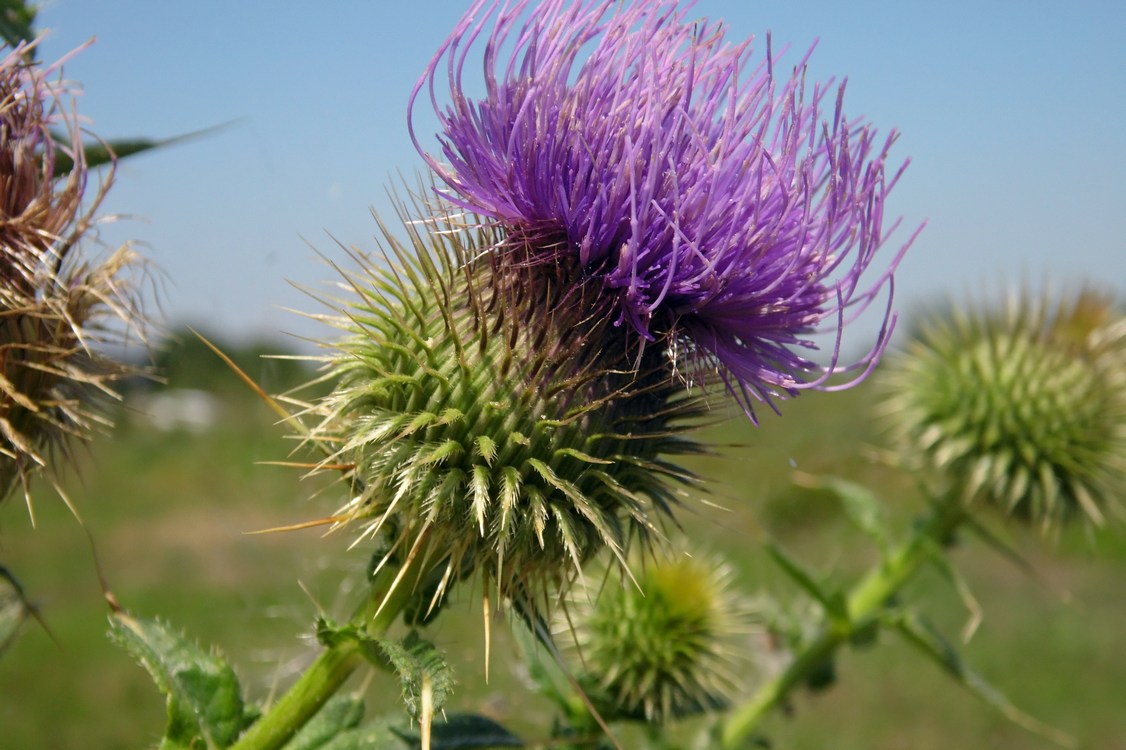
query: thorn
256 460 356 471
244 515 348 534
420 672 433 750
483 585 492 684
191 328 312 439
78 519 123 614
373 526 430 623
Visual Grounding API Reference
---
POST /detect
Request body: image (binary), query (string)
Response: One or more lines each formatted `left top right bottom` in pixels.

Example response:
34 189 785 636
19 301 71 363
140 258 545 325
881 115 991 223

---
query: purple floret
410 0 920 419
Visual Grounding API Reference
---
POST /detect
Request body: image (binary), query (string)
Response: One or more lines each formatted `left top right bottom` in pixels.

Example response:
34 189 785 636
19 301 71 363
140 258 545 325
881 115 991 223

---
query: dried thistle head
301 191 709 619
881 287 1126 529
0 40 147 516
564 549 751 724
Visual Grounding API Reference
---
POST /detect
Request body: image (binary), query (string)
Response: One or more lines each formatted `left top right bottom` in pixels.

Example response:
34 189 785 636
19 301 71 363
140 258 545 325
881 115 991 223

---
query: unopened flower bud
881 289 1126 528
308 198 706 614
566 550 750 723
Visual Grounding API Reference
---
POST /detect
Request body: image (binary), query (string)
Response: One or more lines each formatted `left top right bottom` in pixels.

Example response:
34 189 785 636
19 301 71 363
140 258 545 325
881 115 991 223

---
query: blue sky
34 0 1126 352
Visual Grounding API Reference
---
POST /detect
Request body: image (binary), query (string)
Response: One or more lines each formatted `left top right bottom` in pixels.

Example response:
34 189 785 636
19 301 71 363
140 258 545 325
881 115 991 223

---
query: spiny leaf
0 565 29 655
107 610 247 749
510 615 572 708
316 716 410 750
51 122 237 177
766 542 848 624
795 473 889 551
315 618 391 672
962 514 1039 579
284 695 365 750
376 632 454 723
919 538 983 643
892 611 1077 749
0 0 35 53
394 714 524 749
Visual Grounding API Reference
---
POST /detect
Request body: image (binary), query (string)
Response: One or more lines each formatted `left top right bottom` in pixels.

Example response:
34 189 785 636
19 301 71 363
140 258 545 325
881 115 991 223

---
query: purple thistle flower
409 0 920 418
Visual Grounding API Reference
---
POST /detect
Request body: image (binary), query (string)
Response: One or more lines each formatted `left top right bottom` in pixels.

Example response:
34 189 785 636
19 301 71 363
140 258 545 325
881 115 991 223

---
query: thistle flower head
410 0 917 419
565 550 749 723
881 288 1126 528
306 194 707 615
0 40 146 515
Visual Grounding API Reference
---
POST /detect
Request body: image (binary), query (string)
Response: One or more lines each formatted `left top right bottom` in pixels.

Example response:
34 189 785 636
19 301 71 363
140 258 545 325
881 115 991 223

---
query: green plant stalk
720 498 966 749
231 564 415 750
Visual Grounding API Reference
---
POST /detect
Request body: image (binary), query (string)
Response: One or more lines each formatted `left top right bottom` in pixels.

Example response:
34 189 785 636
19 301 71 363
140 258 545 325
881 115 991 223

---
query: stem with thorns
231 563 415 750
719 497 967 749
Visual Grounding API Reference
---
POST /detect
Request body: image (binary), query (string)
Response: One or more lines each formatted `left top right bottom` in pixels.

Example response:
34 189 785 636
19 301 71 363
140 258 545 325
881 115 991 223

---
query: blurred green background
1 333 1124 750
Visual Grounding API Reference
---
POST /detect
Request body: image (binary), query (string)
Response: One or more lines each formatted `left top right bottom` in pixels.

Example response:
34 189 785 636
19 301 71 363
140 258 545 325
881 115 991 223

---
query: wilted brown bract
0 39 148 520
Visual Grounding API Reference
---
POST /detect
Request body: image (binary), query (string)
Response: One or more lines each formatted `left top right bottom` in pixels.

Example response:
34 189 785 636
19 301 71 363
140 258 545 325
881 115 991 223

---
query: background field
1 336 1124 749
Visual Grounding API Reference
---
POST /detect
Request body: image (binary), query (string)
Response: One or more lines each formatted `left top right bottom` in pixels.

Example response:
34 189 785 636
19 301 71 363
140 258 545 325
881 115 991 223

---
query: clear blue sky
35 1 1126 351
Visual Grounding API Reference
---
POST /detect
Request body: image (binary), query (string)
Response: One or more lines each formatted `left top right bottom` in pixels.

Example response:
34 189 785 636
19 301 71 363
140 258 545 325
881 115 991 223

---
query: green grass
1 379 1124 749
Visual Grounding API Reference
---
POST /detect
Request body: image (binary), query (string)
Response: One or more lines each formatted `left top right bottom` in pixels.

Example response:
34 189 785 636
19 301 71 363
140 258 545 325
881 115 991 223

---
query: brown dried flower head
0 40 146 518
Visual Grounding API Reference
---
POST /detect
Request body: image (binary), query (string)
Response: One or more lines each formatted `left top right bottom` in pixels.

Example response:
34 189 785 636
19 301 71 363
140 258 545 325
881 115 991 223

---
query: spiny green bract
881 289 1126 528
308 198 709 614
567 551 748 724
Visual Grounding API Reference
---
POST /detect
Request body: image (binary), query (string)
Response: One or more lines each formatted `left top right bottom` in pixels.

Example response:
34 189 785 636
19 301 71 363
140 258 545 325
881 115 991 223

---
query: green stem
231 638 362 750
231 564 414 750
720 498 966 749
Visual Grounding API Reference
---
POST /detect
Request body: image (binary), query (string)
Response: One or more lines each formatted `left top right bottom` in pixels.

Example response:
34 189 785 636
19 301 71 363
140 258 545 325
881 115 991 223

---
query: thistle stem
720 498 966 749
231 564 414 750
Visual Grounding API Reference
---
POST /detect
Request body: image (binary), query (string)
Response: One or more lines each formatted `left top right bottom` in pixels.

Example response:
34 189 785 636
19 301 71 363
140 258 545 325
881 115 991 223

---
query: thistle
305 194 708 616
566 550 749 723
410 0 918 419
881 289 1126 528
0 40 145 516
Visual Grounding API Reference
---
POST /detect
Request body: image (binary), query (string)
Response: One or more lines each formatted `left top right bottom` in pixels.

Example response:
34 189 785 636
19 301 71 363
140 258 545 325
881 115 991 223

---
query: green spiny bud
305 194 708 615
565 550 750 724
881 288 1126 528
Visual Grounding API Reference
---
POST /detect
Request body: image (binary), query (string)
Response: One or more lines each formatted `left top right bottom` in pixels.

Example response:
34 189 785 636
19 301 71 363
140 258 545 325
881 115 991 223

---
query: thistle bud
0 41 145 513
565 550 749 723
881 289 1126 528
306 197 707 614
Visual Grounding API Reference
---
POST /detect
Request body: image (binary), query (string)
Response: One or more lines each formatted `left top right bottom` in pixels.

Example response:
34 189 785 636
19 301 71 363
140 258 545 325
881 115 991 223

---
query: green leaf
511 613 572 708
284 695 365 750
892 611 1077 749
376 632 454 723
51 121 237 177
919 538 983 642
315 618 390 672
394 714 524 749
108 610 247 749
797 474 889 551
766 542 848 624
962 514 1039 578
317 716 409 750
0 0 36 52
0 565 29 656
